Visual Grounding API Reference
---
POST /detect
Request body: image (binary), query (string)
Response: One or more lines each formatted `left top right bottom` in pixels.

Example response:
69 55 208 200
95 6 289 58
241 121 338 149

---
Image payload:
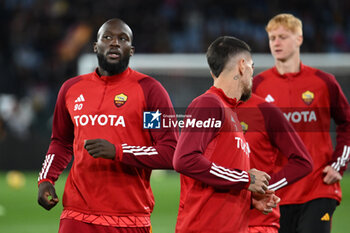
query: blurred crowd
0 0 349 139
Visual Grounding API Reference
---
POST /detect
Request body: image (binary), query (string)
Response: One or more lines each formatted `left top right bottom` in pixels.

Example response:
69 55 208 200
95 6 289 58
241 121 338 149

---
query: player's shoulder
186 93 224 120
130 69 172 103
252 68 275 92
130 69 157 82
190 92 223 109
303 65 340 89
254 67 275 81
132 69 164 89
310 66 336 82
60 73 90 92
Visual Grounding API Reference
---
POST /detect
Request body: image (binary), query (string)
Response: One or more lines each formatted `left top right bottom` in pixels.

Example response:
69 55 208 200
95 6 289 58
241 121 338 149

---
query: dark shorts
59 219 151 233
279 198 337 233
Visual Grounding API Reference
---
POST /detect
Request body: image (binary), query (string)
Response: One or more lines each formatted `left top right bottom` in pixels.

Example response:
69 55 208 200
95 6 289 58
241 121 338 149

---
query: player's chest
259 78 330 108
258 77 331 125
65 83 146 123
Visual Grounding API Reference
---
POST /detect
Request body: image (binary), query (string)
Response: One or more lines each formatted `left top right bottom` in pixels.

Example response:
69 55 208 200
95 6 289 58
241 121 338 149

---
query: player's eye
103 35 112 40
120 36 128 42
280 35 288 40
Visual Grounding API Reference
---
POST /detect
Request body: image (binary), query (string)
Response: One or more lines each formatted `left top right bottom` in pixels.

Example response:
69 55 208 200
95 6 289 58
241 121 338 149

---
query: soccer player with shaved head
37 18 178 233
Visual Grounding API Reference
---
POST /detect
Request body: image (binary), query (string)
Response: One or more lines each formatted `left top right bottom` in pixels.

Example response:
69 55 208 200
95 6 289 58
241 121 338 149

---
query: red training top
253 63 350 205
38 67 178 227
174 86 251 233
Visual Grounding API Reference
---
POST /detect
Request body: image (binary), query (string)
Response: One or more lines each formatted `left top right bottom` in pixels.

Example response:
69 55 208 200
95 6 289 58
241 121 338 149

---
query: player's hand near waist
323 165 342 184
247 168 271 194
252 190 280 215
84 139 116 160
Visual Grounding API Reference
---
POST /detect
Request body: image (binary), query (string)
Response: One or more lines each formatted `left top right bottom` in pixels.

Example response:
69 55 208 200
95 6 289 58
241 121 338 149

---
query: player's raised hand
84 139 116 160
247 168 271 194
252 190 280 215
38 181 59 210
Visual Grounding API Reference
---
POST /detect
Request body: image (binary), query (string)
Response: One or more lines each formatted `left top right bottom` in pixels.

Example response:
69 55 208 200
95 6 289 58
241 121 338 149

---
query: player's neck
97 67 127 77
214 79 241 101
275 55 301 75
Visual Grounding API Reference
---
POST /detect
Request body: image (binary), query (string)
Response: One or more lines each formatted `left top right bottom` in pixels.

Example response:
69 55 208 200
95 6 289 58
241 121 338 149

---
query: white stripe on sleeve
331 145 349 172
268 178 288 191
38 154 55 181
209 163 249 183
122 144 158 156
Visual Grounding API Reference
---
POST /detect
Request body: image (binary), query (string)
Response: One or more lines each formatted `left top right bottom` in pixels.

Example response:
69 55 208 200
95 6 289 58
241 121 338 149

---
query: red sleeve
117 77 178 169
317 71 350 175
259 102 313 191
173 94 250 190
38 78 79 185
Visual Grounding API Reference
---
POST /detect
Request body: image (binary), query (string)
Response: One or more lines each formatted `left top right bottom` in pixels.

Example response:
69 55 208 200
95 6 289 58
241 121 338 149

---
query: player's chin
106 58 121 64
274 54 287 61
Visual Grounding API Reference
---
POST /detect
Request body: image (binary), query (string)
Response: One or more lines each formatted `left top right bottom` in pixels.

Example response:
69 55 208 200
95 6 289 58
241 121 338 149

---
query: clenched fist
84 139 116 160
247 168 271 194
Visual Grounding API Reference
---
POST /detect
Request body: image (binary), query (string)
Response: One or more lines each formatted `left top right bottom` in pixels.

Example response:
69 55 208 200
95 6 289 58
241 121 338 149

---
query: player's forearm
172 124 250 189
117 141 177 169
38 139 73 184
329 119 350 175
329 77 350 174
174 151 250 190
330 142 350 175
268 154 313 191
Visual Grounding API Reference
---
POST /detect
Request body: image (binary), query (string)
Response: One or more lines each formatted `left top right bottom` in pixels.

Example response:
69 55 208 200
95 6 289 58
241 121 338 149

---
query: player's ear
93 42 97 53
297 35 303 47
210 71 218 80
238 58 246 76
130 46 135 57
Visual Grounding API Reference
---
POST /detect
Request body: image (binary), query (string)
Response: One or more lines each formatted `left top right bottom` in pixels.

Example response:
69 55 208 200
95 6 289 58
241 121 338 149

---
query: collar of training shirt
208 86 240 108
93 67 132 83
272 62 306 79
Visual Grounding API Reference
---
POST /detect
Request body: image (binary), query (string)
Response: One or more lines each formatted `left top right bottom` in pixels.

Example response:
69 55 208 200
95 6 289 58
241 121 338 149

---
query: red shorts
248 226 278 233
59 219 152 233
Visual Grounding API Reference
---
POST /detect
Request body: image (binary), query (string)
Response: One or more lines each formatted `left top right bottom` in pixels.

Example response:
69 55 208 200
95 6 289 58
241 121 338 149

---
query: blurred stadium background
0 0 350 232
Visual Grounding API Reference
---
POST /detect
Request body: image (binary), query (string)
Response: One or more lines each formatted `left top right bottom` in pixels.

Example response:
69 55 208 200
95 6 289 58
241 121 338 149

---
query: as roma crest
302 90 314 105
114 93 128 107
240 121 248 134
